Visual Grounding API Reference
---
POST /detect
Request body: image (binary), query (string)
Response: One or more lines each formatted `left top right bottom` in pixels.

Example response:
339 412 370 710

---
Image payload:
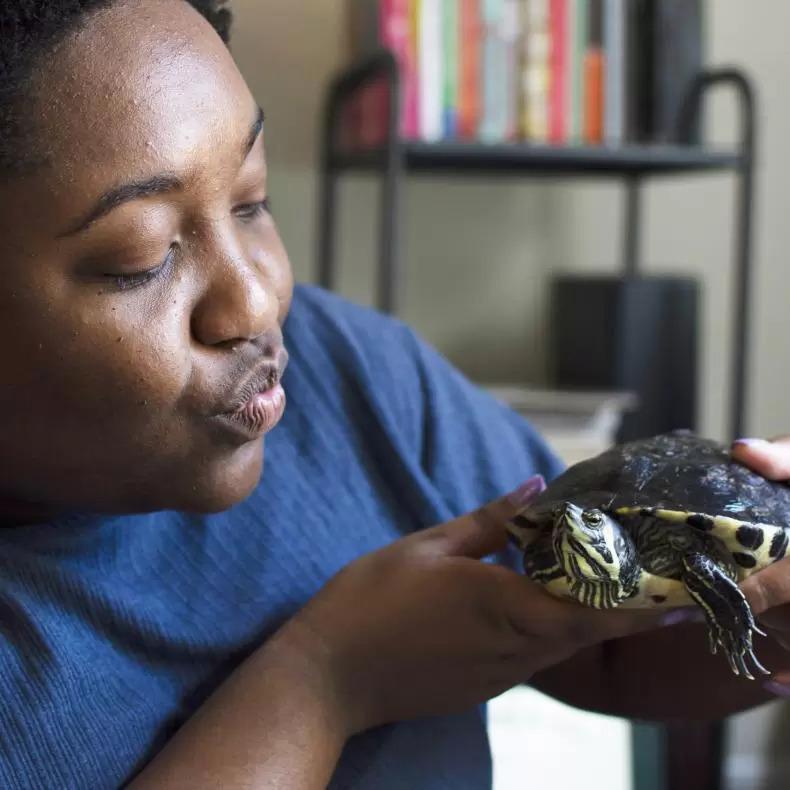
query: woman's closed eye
104 196 272 291
108 243 178 291
234 196 271 221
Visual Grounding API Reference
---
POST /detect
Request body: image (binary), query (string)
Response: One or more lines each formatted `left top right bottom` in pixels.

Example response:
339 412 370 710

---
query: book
548 0 568 144
583 0 604 145
458 0 483 138
381 0 419 138
502 0 521 140
603 0 625 146
567 0 588 144
443 0 460 137
480 0 508 142
346 0 419 142
419 0 444 141
521 0 551 142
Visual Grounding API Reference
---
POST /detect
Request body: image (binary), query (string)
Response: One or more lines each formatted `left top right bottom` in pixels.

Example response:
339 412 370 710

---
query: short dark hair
0 0 233 178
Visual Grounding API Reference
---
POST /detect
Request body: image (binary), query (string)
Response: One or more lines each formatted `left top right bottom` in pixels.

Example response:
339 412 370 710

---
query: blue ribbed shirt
0 285 562 789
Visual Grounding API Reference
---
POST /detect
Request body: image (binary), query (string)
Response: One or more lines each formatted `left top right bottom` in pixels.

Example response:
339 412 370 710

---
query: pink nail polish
733 438 769 448
507 475 546 508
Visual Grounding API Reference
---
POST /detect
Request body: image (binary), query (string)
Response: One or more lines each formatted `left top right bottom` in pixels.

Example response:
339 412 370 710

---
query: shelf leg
732 144 756 440
378 146 404 314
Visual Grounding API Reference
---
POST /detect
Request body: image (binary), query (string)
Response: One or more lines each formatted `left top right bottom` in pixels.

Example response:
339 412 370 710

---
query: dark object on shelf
550 275 698 443
648 0 705 144
625 0 704 144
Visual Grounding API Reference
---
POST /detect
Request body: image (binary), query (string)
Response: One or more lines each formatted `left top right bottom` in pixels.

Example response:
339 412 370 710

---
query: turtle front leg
681 552 769 679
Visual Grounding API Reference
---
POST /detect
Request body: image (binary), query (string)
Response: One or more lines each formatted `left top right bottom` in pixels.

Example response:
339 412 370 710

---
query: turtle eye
584 510 603 526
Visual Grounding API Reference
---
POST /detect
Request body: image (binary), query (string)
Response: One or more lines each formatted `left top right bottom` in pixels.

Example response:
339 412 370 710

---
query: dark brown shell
524 431 790 526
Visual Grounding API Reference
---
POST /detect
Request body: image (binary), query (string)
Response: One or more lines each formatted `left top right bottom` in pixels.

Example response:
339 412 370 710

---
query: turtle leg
681 552 769 679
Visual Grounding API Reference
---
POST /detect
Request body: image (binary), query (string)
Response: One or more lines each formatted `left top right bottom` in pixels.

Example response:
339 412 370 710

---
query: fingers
731 437 790 481
503 574 676 648
419 497 516 559
740 557 790 615
564 603 674 646
419 476 546 560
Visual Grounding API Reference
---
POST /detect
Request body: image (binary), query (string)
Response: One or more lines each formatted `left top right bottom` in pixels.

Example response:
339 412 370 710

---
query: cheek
1 294 190 422
249 228 294 318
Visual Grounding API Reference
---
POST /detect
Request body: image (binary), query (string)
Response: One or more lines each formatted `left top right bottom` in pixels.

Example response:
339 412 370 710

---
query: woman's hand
276 476 670 737
734 437 790 691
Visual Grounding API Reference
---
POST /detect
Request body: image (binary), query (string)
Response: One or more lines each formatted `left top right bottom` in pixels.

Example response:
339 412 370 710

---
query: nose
191 237 279 348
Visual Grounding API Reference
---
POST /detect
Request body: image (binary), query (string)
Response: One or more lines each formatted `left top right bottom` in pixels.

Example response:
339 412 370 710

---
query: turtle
506 430 790 680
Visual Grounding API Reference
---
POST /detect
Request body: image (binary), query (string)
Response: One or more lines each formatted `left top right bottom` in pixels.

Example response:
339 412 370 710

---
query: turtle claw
683 553 771 679
709 624 770 680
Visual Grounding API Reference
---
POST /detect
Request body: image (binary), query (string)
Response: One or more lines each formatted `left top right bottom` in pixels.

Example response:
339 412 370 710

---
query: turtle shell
525 431 790 525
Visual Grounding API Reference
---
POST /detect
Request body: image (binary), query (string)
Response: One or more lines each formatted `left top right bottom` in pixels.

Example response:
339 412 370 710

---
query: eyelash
108 198 272 291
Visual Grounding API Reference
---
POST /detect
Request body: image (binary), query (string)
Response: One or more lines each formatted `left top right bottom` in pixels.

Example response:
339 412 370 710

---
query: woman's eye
106 245 177 292
234 197 271 221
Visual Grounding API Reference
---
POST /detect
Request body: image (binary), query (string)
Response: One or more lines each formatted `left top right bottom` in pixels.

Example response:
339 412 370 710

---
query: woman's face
0 0 294 520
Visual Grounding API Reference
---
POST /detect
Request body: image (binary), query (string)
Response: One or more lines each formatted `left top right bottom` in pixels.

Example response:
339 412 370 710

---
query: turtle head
554 502 624 582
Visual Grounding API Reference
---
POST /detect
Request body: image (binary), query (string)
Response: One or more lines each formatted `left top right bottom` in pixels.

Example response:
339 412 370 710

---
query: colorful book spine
502 0 521 140
458 0 482 139
521 0 551 142
380 0 419 139
406 0 421 138
419 0 444 141
567 0 588 144
480 0 506 142
583 0 604 144
603 0 625 146
548 0 568 144
442 0 460 137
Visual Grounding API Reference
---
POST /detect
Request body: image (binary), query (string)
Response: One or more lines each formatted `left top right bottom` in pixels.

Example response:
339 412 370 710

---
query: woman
1 1 790 788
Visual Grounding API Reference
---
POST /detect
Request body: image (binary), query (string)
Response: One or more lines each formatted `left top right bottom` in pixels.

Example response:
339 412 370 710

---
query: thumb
731 436 790 481
420 475 546 560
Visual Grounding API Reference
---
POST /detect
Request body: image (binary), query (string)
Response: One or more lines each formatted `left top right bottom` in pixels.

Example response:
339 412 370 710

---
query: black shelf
332 141 742 177
317 51 756 445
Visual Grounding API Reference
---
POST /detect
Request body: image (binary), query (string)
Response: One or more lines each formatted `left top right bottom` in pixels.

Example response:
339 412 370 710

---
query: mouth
212 350 289 443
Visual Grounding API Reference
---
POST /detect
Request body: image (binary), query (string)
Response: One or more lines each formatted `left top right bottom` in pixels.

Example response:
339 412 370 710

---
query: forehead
30 0 254 193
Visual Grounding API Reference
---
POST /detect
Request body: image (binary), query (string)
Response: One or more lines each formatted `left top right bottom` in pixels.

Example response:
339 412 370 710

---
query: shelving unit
316 49 757 442
315 48 758 790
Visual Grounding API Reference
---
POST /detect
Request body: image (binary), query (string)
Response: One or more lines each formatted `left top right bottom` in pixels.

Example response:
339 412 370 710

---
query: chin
177 439 266 514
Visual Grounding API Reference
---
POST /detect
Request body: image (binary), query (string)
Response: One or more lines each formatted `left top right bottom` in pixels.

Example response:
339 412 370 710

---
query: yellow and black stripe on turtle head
614 507 789 578
553 502 640 607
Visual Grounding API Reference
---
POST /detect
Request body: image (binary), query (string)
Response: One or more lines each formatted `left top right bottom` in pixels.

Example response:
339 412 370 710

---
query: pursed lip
210 348 290 442
217 348 290 417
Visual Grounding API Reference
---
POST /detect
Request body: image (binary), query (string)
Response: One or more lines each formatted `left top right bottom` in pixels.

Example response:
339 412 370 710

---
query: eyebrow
60 106 266 237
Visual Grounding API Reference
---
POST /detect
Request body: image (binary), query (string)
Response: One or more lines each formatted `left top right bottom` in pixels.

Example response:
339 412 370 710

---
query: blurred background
228 1 789 788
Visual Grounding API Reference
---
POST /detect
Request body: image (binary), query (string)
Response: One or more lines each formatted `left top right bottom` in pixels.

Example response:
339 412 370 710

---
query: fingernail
733 438 769 448
507 475 546 508
763 680 790 699
661 609 704 627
